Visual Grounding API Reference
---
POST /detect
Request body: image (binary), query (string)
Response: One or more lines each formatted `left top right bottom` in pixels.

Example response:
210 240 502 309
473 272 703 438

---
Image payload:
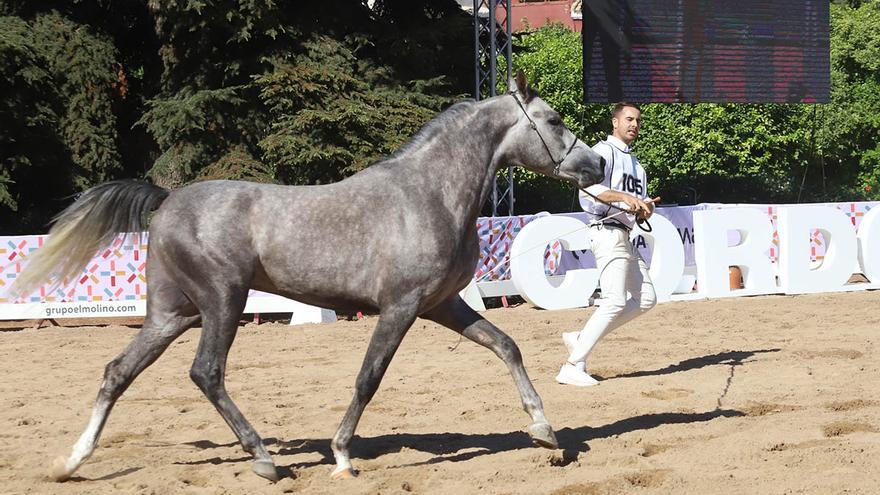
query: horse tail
11 180 169 298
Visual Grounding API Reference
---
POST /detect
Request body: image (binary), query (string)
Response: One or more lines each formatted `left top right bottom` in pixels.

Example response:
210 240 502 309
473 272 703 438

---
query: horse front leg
330 297 419 479
423 296 558 449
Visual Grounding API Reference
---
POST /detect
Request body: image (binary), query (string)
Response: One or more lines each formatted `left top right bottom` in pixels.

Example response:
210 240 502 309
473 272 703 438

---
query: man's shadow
601 348 780 380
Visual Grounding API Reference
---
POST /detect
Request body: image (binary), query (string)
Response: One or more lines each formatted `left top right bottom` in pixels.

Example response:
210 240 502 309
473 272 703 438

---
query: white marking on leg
332 451 353 476
531 410 549 425
65 398 110 473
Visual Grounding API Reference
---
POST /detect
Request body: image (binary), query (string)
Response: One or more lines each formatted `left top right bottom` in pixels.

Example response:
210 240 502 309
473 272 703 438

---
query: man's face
612 106 641 145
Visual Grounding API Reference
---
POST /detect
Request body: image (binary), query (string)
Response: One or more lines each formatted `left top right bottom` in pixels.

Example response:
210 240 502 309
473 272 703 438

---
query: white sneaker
555 363 599 387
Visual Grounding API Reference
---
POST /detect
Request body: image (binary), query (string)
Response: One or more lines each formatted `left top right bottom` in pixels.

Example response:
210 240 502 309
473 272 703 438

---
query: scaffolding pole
473 0 514 216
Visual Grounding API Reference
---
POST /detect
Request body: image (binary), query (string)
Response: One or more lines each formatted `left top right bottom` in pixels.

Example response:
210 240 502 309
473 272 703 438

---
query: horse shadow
601 348 781 380
168 349 771 474
67 466 143 482
175 408 745 473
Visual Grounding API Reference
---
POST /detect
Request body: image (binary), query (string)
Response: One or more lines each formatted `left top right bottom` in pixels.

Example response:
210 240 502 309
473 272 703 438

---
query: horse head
502 72 605 189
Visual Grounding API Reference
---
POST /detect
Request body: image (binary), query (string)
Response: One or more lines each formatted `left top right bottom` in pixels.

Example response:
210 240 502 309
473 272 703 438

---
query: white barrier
0 235 336 324
0 291 336 326
631 212 685 302
462 203 880 311
859 206 880 282
777 206 859 294
693 208 778 298
3 202 878 319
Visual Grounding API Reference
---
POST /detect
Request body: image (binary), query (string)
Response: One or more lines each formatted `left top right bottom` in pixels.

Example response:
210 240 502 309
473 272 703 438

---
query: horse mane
376 100 479 165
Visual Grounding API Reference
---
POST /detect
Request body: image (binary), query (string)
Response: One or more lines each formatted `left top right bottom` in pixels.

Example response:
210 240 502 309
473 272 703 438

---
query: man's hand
620 195 651 218
594 191 659 219
636 197 660 221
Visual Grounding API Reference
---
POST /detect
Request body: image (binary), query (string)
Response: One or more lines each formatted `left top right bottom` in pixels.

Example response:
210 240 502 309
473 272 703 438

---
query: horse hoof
49 456 72 482
330 466 357 480
252 460 280 482
528 422 559 450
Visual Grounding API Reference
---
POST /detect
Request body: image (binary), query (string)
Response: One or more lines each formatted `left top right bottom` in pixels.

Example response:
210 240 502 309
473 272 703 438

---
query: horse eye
548 117 563 126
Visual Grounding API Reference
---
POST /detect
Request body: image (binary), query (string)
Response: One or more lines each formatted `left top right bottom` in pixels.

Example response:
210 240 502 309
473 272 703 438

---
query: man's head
611 102 641 145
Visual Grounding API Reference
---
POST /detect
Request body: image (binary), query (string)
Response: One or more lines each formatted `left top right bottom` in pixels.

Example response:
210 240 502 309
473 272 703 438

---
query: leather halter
508 92 577 177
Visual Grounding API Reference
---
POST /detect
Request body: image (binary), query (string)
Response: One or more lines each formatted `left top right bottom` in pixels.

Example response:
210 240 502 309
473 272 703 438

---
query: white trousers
567 224 656 365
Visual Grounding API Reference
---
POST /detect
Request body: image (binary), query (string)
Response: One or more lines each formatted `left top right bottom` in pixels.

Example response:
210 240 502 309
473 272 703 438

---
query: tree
256 36 452 185
0 11 122 233
819 0 880 200
511 24 609 213
1 0 474 232
140 0 469 187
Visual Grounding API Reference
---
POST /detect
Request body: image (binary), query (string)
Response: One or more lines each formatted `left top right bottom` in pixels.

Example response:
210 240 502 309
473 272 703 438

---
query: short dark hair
611 102 641 118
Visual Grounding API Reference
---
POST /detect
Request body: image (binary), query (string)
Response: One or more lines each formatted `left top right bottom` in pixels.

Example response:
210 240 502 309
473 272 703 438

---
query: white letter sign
510 216 598 310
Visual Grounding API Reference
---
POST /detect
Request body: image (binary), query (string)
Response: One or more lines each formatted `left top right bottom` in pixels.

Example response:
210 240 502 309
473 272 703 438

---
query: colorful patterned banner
474 213 568 282
1 201 876 319
1 234 147 305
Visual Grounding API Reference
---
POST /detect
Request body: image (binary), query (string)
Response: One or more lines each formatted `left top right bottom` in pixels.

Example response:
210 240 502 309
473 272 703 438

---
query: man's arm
591 189 652 218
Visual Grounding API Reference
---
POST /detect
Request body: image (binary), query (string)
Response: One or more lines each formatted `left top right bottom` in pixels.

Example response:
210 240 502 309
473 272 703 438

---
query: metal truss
472 0 514 217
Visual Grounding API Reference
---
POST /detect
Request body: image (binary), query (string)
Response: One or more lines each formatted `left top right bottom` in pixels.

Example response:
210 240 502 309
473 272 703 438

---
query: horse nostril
599 156 607 168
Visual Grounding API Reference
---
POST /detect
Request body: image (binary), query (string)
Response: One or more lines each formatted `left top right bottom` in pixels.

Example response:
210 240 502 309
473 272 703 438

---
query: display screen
581 0 829 103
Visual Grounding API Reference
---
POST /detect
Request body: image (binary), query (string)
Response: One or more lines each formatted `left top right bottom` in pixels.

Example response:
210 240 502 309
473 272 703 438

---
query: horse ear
513 71 534 103
508 74 519 94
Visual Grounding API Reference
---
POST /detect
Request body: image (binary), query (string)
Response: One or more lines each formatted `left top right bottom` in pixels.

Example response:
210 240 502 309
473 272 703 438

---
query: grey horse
13 73 604 482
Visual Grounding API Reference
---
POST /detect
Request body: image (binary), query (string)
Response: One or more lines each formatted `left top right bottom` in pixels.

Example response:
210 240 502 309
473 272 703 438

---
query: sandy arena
1 290 879 494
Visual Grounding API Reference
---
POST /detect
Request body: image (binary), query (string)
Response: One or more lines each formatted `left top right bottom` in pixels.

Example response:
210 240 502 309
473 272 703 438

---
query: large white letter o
510 216 598 310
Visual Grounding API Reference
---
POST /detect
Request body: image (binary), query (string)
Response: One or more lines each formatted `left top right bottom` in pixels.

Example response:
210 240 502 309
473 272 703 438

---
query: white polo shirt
578 135 648 230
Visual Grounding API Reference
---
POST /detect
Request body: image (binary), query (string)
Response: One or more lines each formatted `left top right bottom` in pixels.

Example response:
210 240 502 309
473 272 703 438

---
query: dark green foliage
137 85 263 186
819 0 880 200
256 36 454 185
636 103 815 204
30 13 122 187
0 16 60 209
197 145 275 183
1 12 121 232
140 0 466 187
1 1 472 231
370 0 474 92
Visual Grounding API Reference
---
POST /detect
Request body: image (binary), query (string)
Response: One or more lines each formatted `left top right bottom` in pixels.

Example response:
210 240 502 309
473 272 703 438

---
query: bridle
509 91 653 232
509 91 577 177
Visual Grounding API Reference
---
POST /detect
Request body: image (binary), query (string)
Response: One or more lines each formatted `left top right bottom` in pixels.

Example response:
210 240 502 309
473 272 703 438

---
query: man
556 102 657 387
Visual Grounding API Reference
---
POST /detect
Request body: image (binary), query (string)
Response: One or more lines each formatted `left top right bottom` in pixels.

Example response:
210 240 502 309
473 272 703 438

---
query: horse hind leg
422 295 558 449
51 289 199 481
187 293 279 482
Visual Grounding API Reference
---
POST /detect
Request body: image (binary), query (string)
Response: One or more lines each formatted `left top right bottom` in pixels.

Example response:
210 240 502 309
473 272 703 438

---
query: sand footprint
641 388 693 400
624 469 670 488
741 401 800 417
822 420 877 437
824 399 877 412
794 349 863 360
